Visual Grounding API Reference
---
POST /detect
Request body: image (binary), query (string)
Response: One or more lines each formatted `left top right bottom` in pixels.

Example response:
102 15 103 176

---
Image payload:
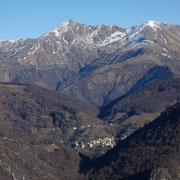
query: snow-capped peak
42 19 173 48
44 19 76 37
144 20 162 31
51 21 70 35
147 20 158 26
61 20 70 27
59 19 76 28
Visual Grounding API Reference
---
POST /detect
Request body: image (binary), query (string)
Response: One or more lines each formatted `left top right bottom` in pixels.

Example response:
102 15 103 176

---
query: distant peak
138 20 163 31
147 20 158 23
146 20 168 24
60 20 71 27
49 20 76 35
67 19 75 23
147 20 158 25
145 20 160 27
60 19 78 26
57 19 80 29
144 20 169 27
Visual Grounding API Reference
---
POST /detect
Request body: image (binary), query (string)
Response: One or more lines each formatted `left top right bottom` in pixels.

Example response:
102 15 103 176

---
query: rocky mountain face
0 20 180 106
87 102 180 180
61 21 180 106
0 38 35 60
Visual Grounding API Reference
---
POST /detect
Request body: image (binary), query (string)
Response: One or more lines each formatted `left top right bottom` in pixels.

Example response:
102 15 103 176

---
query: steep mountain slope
0 39 35 60
0 20 126 90
0 83 97 179
0 83 130 179
61 21 180 106
87 102 180 180
0 20 180 105
100 78 180 121
0 83 100 143
0 135 81 180
95 78 180 139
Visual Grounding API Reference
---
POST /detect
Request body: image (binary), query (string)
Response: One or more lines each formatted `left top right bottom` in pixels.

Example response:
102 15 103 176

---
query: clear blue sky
1 0 180 40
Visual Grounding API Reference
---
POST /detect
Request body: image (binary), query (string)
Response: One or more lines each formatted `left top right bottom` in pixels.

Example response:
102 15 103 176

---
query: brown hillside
88 102 180 180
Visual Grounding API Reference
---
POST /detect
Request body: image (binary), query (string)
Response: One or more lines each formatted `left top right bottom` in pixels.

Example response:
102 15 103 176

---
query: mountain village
73 136 115 149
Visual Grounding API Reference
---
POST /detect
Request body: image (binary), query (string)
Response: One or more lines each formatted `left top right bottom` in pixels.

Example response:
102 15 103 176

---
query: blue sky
1 0 180 40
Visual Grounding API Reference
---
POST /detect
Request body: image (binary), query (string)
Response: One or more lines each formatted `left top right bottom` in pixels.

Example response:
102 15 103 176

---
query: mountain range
0 19 180 180
0 20 180 106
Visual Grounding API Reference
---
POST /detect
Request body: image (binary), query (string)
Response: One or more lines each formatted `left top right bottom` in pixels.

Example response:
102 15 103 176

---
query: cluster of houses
72 124 91 130
73 137 115 149
72 123 118 131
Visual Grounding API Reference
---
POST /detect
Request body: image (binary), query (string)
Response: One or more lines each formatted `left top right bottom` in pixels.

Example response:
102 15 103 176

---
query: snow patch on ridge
1 43 30 61
87 28 126 46
146 20 160 30
102 31 126 45
42 19 169 50
0 39 28 44
44 20 72 38
123 24 146 45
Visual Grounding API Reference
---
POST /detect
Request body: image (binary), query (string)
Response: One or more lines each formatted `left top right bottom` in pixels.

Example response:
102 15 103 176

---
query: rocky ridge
0 20 180 105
